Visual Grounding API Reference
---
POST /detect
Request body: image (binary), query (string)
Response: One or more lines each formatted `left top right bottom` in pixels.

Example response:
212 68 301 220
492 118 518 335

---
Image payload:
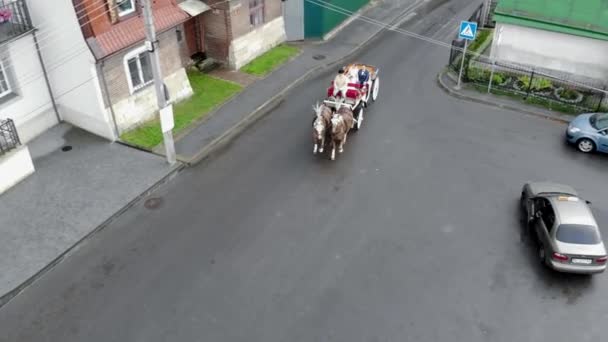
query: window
249 0 264 27
556 224 601 245
117 0 136 17
124 47 153 93
0 59 11 98
536 199 555 231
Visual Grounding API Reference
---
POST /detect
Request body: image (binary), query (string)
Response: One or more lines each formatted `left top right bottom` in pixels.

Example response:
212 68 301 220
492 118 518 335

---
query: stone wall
110 68 192 132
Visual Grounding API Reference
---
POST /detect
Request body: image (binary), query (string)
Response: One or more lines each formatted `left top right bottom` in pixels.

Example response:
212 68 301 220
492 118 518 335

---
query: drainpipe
32 30 60 123
97 60 121 139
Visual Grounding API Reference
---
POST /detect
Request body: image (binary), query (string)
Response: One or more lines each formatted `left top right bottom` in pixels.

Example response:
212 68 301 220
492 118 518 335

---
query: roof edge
494 13 608 41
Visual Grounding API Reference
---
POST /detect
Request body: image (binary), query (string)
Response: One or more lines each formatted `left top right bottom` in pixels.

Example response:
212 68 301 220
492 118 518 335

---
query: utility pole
141 0 176 165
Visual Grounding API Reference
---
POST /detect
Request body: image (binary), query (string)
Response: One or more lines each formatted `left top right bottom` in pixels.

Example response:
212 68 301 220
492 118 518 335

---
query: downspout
97 60 121 139
32 30 60 123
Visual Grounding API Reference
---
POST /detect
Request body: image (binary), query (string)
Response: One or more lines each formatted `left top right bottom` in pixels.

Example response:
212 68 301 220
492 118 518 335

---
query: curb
186 0 439 165
0 162 186 309
436 70 571 124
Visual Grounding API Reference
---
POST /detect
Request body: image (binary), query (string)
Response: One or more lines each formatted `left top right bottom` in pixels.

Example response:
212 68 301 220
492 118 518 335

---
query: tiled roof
90 5 190 59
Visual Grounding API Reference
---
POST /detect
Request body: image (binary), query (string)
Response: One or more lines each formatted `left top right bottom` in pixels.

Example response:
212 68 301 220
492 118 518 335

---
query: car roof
528 182 578 197
547 195 597 226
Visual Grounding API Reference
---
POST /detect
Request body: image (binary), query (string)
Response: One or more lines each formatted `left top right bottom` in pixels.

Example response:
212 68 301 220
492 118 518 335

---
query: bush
559 88 580 100
467 67 489 82
516 75 553 91
492 73 505 85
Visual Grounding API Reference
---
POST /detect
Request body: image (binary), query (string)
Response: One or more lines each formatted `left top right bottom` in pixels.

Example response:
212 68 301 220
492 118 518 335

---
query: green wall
304 0 369 38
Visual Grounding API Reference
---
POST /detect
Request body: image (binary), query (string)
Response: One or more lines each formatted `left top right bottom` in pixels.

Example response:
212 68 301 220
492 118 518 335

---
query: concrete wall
0 145 35 195
229 16 287 69
0 34 58 143
109 68 192 132
28 0 116 140
204 0 286 69
99 27 193 133
491 23 608 81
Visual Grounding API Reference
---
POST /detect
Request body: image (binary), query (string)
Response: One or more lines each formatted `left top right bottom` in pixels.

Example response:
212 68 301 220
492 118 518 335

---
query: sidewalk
437 69 574 124
0 124 180 305
158 0 432 164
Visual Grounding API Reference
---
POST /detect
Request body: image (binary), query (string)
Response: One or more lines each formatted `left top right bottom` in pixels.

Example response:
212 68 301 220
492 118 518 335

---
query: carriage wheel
352 106 364 131
371 77 380 102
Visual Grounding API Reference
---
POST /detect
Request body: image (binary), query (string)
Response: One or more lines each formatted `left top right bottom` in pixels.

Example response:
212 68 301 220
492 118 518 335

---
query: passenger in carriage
357 69 370 89
333 68 349 98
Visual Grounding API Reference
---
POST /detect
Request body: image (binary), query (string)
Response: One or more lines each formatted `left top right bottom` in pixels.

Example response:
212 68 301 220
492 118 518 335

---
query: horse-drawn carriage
325 63 380 131
312 63 381 160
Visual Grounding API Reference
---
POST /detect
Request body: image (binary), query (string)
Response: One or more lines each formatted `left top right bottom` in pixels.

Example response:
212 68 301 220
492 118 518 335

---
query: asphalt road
3 1 608 341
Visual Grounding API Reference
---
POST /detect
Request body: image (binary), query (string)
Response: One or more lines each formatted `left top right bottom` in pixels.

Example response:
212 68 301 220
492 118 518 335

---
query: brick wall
202 0 232 62
100 27 186 105
203 0 284 65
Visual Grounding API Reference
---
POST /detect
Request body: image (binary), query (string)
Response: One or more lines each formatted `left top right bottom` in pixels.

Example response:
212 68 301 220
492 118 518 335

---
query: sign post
455 20 478 90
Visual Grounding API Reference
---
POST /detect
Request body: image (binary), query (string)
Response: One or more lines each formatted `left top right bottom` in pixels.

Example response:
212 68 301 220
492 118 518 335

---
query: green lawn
120 72 242 149
240 44 300 76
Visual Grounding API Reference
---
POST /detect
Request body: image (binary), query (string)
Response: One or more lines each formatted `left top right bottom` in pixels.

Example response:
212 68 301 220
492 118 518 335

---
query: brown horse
329 104 354 160
312 102 332 154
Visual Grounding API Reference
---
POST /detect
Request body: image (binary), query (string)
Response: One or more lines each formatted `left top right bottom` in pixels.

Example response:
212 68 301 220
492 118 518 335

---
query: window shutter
108 0 118 24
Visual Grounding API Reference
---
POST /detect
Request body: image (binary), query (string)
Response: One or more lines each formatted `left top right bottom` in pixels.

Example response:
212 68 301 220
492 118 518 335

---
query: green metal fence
304 0 369 38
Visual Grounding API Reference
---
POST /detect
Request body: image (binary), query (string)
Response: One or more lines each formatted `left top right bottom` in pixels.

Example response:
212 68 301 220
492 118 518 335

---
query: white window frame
0 59 12 99
124 45 153 94
117 0 136 17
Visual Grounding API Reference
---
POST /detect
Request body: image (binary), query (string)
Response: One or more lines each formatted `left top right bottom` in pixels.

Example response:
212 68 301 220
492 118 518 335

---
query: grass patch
120 72 242 149
468 29 492 54
241 44 300 76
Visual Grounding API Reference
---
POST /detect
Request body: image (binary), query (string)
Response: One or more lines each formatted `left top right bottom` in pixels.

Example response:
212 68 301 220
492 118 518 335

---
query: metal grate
0 118 20 155
0 0 34 45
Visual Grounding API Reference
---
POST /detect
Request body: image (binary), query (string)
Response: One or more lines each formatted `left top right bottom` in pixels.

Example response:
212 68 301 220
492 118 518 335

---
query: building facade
0 0 57 194
490 0 608 82
203 0 286 69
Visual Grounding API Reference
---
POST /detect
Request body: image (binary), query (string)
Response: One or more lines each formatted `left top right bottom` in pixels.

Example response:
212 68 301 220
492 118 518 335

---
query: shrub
516 75 553 91
492 73 505 85
467 67 489 82
559 88 580 100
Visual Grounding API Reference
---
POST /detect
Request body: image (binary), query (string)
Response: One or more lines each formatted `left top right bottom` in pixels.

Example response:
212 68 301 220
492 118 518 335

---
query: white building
0 0 57 194
490 0 608 83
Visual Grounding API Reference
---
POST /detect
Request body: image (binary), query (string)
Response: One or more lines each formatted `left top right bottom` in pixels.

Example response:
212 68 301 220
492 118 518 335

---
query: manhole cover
144 197 163 210
61 146 73 152
312 54 326 60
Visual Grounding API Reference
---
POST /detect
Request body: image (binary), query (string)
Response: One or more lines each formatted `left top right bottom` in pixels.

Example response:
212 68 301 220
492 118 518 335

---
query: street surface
3 1 608 341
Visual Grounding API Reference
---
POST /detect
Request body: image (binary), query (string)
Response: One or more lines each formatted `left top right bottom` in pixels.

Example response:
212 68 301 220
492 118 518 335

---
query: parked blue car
566 113 608 153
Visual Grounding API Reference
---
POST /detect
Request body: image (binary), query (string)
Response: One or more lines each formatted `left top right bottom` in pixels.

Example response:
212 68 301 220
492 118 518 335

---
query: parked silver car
520 182 607 274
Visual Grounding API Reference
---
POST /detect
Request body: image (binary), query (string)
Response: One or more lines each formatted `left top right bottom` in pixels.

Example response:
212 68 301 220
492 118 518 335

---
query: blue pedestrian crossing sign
459 21 478 40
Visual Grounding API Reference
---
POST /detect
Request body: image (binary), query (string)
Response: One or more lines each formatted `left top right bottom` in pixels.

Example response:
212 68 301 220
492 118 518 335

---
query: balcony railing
0 118 20 156
0 0 33 45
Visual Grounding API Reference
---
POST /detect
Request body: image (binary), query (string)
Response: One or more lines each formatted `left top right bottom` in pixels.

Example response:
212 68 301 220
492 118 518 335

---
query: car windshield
556 224 601 245
589 113 608 130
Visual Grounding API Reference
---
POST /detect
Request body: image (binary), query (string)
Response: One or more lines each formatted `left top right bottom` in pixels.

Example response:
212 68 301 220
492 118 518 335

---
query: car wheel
577 138 595 153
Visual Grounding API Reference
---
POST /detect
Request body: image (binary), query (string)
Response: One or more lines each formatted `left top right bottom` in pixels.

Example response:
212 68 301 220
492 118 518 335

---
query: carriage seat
327 85 362 100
